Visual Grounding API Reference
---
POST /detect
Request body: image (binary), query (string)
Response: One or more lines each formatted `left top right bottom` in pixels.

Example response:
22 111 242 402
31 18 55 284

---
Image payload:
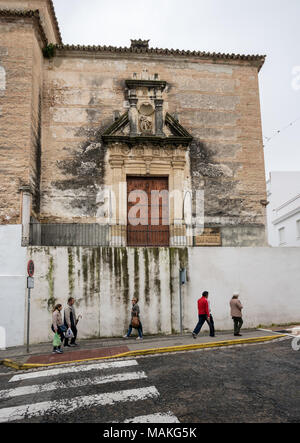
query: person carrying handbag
123 298 143 340
64 297 79 347
51 304 66 354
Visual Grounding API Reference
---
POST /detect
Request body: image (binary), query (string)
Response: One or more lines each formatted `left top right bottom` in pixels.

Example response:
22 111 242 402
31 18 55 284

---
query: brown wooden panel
127 176 169 246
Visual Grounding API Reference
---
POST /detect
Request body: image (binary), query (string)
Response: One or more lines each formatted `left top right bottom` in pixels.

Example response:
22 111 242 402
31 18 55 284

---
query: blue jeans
193 315 212 336
127 322 143 338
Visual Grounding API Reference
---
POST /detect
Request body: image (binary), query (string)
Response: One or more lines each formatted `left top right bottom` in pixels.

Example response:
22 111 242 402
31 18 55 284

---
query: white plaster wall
0 225 26 347
274 211 300 247
267 172 300 247
26 246 300 345
187 248 300 332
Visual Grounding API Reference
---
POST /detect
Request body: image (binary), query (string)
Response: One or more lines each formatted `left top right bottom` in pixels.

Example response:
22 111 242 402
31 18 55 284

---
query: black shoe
192 333 197 339
210 335 215 337
64 344 71 347
234 334 242 337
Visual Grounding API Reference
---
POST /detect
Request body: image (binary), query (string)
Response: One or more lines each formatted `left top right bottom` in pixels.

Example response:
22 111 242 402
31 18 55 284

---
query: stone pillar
155 98 165 136
171 162 186 246
19 186 32 246
128 89 138 136
109 159 125 246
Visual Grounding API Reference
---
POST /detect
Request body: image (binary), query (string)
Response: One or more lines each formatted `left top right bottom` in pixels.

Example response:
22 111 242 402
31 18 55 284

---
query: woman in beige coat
51 304 65 354
230 294 243 336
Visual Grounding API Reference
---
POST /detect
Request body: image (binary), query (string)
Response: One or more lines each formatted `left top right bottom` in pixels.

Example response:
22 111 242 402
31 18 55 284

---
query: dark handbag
131 315 140 328
59 325 67 332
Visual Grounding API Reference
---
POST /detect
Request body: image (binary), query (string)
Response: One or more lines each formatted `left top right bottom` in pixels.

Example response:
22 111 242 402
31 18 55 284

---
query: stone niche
126 75 166 137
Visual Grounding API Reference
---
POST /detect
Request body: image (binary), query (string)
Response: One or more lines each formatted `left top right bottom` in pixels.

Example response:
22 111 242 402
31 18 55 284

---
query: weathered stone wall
0 0 60 44
0 2 267 245
40 52 267 244
0 17 43 223
25 246 300 345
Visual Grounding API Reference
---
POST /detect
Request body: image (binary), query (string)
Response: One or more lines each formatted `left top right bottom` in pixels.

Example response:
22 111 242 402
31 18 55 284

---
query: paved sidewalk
0 328 286 368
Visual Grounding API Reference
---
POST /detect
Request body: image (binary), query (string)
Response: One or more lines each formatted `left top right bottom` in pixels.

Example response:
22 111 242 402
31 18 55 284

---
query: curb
1 334 287 371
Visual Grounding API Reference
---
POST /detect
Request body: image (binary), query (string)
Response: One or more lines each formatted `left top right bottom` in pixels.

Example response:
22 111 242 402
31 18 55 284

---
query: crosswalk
0 359 179 423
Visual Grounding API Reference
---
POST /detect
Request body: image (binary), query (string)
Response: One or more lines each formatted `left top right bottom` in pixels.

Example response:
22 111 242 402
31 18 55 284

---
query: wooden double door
127 176 169 246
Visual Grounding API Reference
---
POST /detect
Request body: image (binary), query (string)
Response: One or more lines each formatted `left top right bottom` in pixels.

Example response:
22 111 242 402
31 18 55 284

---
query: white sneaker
123 335 129 339
136 337 143 340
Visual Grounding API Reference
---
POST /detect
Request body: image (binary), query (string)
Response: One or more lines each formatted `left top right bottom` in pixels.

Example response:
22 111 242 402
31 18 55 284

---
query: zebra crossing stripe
122 412 180 423
9 360 138 383
0 371 147 400
0 386 160 423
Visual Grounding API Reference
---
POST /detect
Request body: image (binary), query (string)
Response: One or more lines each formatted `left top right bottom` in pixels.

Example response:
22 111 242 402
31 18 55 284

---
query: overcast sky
53 0 300 178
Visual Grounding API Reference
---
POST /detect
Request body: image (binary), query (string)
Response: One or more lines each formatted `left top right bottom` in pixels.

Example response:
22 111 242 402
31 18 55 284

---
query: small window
278 227 285 245
297 220 300 238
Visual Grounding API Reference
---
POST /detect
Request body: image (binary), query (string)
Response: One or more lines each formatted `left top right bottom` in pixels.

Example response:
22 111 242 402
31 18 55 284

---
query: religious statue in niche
139 115 152 134
138 102 154 134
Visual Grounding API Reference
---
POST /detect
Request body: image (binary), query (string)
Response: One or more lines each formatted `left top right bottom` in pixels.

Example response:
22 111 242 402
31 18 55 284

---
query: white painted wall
188 248 300 332
0 225 26 347
25 246 300 345
267 171 300 246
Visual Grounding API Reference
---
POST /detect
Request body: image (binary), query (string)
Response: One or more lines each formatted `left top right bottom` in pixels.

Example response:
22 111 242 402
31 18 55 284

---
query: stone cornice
0 9 48 46
0 3 63 46
102 135 192 146
47 0 62 44
102 111 193 146
125 79 167 90
54 44 266 71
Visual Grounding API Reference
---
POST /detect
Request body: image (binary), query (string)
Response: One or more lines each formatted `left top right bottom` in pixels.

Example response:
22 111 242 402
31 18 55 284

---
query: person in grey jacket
64 297 78 347
230 293 244 336
123 298 143 340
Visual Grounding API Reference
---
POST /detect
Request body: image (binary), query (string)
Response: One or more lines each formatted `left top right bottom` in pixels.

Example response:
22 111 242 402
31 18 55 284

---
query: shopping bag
65 328 74 339
131 315 140 329
52 332 61 347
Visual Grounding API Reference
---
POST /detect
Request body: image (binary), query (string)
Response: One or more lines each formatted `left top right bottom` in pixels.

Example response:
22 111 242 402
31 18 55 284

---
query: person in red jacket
192 291 212 339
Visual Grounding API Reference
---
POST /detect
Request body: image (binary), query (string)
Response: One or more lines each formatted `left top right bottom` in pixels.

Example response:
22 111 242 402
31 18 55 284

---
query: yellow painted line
0 334 287 371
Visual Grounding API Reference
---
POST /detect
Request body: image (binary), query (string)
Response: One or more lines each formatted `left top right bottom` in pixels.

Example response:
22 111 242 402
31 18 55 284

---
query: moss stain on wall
89 249 96 298
178 247 189 282
68 247 75 296
143 249 150 305
96 248 101 292
134 248 140 300
82 252 89 302
168 248 178 331
121 248 130 331
46 255 56 311
152 248 162 332
103 247 113 273
121 248 129 304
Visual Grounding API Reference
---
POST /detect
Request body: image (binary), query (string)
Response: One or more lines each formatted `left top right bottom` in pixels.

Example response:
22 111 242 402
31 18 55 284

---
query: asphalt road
0 337 299 423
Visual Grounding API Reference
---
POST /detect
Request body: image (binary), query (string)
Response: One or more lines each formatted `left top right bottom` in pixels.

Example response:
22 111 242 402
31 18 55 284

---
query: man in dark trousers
230 293 243 336
192 291 213 339
64 297 78 347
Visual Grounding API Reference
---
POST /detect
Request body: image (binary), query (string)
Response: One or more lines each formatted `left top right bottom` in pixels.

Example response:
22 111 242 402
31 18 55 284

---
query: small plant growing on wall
43 43 56 59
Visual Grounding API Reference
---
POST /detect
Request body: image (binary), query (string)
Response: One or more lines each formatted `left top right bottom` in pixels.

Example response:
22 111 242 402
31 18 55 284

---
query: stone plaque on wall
195 228 222 246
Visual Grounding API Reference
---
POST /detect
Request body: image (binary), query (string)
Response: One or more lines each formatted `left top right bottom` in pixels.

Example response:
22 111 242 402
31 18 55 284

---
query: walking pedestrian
230 293 244 336
51 304 65 354
192 291 211 339
64 297 79 347
123 297 143 340
208 299 215 337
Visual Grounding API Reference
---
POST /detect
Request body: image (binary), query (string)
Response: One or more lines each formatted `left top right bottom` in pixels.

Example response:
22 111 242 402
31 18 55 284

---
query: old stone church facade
0 1 273 346
0 0 267 248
